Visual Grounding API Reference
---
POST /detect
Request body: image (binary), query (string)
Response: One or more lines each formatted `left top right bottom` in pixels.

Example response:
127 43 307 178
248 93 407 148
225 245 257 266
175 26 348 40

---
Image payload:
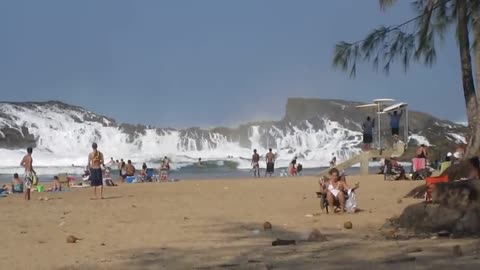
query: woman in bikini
326 168 351 214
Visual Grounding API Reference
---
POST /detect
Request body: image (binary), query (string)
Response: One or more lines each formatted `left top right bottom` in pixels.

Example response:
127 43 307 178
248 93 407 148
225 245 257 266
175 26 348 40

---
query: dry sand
1 175 480 270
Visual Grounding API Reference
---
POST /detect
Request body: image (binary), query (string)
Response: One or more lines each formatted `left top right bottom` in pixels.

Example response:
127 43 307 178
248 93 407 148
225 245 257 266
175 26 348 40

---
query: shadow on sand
56 220 480 270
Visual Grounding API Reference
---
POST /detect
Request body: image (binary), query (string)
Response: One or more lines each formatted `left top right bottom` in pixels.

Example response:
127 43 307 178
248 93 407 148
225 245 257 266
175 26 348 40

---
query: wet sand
1 175 479 269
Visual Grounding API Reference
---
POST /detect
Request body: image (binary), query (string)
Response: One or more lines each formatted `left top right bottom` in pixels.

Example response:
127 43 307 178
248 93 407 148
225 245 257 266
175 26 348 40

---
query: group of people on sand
1 147 38 200
438 145 472 174
2 143 175 200
91 155 171 183
251 148 276 178
250 149 304 178
288 156 303 176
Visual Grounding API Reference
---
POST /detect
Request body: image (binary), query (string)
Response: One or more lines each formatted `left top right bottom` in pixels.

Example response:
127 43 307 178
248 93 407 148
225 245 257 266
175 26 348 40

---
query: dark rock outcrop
397 180 480 236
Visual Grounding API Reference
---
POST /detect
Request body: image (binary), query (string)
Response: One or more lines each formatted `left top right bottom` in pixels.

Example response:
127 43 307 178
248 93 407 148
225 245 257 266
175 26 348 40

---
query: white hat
447 152 452 157
453 152 462 159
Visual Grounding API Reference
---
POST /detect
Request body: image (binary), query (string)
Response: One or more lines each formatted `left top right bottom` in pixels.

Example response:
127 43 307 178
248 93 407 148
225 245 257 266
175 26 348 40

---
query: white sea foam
409 134 430 146
0 102 426 175
448 133 467 144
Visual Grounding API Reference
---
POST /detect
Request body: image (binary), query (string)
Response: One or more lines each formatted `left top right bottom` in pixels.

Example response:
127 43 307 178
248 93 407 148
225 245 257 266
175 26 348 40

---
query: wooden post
360 152 369 175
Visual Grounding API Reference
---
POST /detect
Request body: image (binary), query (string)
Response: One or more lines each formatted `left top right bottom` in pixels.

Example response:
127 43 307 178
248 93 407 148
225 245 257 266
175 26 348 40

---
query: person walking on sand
20 147 35 200
265 148 275 177
88 143 104 199
251 149 260 178
362 116 375 151
388 111 403 136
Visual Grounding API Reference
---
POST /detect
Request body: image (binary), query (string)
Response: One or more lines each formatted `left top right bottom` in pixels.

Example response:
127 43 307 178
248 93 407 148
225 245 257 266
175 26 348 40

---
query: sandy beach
1 175 480 270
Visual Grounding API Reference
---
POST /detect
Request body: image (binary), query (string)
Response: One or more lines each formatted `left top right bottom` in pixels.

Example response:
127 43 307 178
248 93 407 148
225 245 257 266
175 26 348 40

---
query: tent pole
405 106 409 148
377 103 381 150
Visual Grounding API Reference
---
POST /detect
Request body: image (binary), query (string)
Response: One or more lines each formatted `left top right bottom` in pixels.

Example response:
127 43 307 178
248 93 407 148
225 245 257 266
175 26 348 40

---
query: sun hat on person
447 152 453 157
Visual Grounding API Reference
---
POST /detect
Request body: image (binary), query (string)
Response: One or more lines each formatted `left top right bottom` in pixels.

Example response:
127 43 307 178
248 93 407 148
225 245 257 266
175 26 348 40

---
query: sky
0 0 467 128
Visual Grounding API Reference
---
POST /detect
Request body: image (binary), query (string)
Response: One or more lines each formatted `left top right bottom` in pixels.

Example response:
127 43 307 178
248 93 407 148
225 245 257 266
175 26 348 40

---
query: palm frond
379 0 399 10
333 0 455 77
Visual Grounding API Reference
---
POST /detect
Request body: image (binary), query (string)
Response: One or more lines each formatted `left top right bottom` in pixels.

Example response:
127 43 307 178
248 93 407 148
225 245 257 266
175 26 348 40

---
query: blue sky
0 0 465 127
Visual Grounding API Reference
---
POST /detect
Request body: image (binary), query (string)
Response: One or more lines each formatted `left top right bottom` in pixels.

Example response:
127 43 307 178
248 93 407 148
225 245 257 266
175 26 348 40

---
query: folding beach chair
316 176 349 214
146 168 155 182
425 175 449 202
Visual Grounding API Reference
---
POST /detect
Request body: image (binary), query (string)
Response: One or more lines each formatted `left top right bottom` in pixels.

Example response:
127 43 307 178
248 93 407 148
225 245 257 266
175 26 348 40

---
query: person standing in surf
265 148 275 177
20 147 35 200
88 143 104 199
251 149 260 178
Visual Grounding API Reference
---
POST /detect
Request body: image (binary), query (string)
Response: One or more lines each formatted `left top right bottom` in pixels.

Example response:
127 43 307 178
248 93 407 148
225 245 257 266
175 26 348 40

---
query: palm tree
333 0 480 157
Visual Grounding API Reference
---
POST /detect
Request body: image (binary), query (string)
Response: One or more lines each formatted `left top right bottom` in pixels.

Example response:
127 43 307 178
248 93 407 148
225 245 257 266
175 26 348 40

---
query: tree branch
333 0 453 77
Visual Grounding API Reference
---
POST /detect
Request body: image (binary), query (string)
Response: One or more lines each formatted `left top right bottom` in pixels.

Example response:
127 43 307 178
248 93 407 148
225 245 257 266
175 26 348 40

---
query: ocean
0 161 369 184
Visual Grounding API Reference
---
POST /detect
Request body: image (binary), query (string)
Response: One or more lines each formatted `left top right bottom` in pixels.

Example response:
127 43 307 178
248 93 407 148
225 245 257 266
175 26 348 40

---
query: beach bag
345 190 357 213
31 173 38 186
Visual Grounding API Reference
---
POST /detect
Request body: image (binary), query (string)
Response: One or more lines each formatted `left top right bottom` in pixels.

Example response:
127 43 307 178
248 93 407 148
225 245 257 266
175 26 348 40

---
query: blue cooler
126 176 135 183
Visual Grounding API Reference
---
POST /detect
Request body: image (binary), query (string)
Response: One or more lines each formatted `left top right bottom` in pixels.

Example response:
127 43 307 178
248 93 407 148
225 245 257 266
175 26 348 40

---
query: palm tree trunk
473 4 480 157
457 0 479 157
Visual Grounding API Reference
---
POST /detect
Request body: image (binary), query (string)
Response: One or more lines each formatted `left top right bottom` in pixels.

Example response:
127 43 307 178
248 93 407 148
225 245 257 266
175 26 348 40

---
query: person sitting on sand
325 168 351 213
439 152 453 174
52 176 61 191
297 163 303 176
138 163 148 182
11 173 24 193
389 157 408 180
391 135 405 157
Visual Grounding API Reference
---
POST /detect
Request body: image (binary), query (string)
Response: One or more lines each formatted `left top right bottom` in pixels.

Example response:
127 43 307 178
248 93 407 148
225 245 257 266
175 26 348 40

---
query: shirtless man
125 160 136 177
88 143 104 199
265 148 275 177
20 147 34 200
251 149 260 178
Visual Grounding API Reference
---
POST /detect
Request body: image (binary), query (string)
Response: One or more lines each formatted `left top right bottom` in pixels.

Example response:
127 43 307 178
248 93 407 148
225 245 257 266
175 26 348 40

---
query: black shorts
266 162 274 173
90 168 103 186
363 134 373 144
391 128 399 135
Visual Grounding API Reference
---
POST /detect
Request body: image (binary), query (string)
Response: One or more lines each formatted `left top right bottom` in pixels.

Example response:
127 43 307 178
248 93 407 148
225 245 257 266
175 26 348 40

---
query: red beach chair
425 175 449 202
